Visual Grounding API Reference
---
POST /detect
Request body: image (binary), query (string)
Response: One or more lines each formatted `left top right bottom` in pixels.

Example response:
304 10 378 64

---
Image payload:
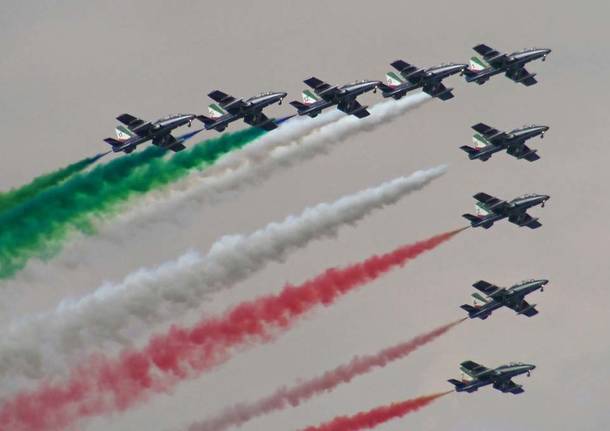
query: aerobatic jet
460 279 548 319
462 192 549 229
199 90 287 132
463 44 551 86
448 360 535 394
378 60 467 101
290 77 380 118
460 122 549 162
103 113 202 153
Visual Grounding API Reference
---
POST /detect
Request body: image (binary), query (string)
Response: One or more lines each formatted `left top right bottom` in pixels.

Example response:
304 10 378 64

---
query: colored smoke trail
0 128 264 279
300 392 451 431
22 94 432 283
188 319 464 431
97 93 432 241
0 166 448 393
0 152 107 214
0 229 461 431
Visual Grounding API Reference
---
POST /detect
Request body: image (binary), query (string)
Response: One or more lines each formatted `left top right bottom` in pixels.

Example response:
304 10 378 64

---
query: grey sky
1 0 608 430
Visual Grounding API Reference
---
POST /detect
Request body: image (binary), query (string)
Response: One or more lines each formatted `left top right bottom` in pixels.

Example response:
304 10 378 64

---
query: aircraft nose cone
529 364 536 371
540 279 549 285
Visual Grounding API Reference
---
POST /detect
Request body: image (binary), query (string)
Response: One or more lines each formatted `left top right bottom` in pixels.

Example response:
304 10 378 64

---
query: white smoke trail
0 165 447 395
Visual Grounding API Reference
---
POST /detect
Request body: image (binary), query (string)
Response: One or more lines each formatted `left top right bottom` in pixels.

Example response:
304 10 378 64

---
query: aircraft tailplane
448 379 467 391
104 137 123 148
462 213 494 229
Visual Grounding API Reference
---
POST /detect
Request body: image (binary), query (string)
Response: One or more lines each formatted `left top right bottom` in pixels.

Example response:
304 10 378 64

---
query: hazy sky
1 1 609 430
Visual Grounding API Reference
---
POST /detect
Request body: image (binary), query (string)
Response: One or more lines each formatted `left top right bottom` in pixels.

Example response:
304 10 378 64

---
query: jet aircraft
199 90 287 132
103 113 200 153
463 192 549 229
449 360 535 394
463 44 551 86
461 122 549 162
378 60 466 100
290 77 380 118
461 279 548 319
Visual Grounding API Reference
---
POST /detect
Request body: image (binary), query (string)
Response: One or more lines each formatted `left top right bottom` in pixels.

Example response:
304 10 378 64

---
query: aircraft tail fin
385 71 405 87
115 125 135 141
472 133 491 148
377 82 406 100
468 56 488 72
302 89 320 105
208 103 227 119
475 202 492 217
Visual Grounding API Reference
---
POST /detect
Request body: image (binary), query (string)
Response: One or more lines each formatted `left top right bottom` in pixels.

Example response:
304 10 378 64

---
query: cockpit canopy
516 193 541 200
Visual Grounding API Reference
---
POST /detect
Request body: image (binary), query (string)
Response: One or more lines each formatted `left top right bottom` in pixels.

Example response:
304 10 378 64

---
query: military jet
198 90 287 132
460 123 549 162
378 60 467 101
103 113 202 153
290 77 380 118
463 192 549 229
448 360 535 394
461 279 548 319
463 44 551 86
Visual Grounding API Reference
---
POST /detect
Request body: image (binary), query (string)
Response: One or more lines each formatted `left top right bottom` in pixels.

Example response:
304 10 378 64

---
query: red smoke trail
190 319 464 431
0 228 464 431
301 391 451 431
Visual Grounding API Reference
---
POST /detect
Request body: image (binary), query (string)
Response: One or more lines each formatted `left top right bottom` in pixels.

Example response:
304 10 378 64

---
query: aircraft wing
509 299 539 317
390 60 423 81
473 192 508 210
473 44 508 66
460 360 490 377
243 111 278 131
472 280 501 297
506 67 538 86
116 113 146 128
243 111 269 126
509 213 542 229
495 379 525 394
303 77 337 94
208 90 238 105
152 134 186 152
116 113 152 135
167 142 186 152
422 82 454 100
337 98 369 118
471 123 507 143
507 144 540 162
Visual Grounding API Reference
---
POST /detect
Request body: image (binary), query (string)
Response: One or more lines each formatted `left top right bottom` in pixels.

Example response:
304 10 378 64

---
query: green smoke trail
0 128 264 280
0 152 108 214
